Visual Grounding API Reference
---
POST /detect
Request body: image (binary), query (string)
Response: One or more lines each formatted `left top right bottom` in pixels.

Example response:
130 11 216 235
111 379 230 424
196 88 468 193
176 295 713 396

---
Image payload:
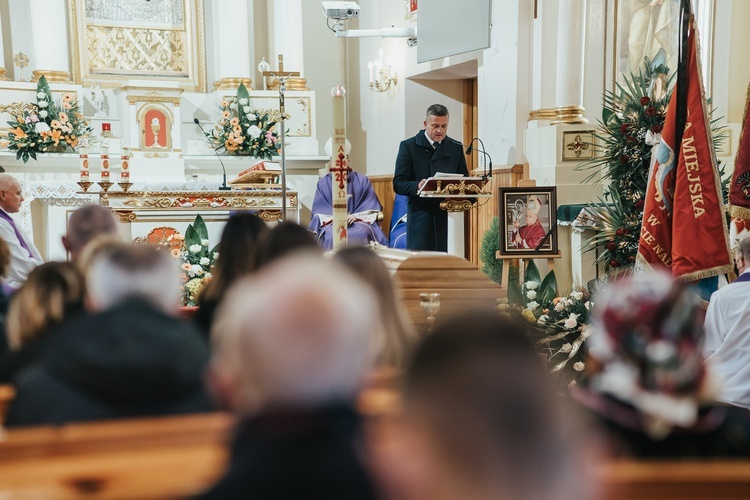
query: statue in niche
90 85 106 117
625 0 678 75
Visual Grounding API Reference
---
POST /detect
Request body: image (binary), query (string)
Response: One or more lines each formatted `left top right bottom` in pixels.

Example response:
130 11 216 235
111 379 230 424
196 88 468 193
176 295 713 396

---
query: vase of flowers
6 76 92 163
203 83 282 159
169 214 219 306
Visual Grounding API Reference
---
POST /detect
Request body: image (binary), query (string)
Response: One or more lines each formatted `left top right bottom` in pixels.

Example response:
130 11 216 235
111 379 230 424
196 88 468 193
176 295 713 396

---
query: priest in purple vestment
308 172 388 251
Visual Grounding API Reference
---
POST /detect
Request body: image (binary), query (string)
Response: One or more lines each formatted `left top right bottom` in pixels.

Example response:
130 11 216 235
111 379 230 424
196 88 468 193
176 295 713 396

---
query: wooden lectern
418 176 492 257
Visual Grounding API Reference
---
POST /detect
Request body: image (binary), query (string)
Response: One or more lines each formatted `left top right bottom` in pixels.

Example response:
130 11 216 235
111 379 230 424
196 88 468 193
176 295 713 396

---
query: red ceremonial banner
636 21 732 281
729 81 750 219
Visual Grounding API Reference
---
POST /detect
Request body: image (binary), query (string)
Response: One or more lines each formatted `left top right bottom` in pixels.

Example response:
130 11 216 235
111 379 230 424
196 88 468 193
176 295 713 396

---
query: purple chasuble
0 210 33 258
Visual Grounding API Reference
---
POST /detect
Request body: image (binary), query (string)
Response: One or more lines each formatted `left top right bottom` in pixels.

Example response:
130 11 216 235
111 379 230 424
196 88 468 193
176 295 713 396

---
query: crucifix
330 86 350 249
262 54 300 221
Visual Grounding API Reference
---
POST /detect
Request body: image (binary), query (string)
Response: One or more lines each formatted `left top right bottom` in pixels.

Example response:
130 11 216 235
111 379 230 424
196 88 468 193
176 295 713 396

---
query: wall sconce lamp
367 48 398 92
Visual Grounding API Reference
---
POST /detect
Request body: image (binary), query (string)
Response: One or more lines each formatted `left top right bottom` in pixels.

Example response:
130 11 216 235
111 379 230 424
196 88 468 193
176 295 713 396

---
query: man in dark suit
393 104 468 251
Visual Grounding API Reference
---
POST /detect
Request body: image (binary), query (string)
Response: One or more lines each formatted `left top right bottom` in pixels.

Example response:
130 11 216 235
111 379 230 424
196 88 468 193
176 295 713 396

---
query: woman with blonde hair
0 261 85 382
333 245 416 369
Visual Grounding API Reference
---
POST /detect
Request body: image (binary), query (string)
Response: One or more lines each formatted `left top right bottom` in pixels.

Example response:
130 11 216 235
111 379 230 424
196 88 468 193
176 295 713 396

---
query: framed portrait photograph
498 187 558 257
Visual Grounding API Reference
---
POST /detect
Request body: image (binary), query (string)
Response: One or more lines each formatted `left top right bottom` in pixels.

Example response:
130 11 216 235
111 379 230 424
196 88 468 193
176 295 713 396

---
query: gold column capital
213 77 253 91
550 105 588 125
31 69 72 83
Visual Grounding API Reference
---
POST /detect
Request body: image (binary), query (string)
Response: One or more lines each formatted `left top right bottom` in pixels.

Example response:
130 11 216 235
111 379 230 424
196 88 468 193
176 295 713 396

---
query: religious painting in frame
498 187 558 257
68 0 207 92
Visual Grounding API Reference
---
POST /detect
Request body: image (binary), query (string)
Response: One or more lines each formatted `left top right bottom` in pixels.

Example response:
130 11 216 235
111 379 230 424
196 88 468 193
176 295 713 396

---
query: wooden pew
595 460 750 499
0 412 233 499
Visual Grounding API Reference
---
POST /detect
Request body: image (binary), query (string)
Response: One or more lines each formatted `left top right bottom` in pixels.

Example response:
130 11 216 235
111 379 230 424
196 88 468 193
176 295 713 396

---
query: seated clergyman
308 170 388 250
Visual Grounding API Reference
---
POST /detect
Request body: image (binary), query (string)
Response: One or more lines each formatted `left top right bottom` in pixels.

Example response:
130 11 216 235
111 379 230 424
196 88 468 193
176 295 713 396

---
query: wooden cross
330 151 352 189
261 54 300 80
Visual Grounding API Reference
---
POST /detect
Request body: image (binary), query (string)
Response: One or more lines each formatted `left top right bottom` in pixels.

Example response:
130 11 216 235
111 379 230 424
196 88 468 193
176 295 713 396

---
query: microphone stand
465 138 493 180
193 118 230 190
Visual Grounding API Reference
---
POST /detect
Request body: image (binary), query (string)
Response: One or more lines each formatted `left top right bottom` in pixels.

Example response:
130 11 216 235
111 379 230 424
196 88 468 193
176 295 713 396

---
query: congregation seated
334 245 416 369
370 309 590 500
193 212 268 338
0 262 85 384
201 254 379 499
308 171 388 250
5 243 213 427
572 273 750 457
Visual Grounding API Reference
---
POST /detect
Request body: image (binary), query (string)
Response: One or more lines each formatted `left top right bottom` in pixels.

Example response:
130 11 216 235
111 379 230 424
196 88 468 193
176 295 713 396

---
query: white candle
120 147 130 182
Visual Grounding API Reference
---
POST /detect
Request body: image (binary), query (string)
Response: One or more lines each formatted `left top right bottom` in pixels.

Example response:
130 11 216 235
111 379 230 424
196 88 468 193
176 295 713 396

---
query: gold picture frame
68 0 206 92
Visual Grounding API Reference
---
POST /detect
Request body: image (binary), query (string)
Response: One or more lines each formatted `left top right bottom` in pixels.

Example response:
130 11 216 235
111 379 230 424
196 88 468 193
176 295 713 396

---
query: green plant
479 217 519 287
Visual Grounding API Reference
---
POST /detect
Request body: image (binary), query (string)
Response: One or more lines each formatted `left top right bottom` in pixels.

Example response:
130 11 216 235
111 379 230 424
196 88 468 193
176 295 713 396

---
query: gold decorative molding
562 131 595 161
268 77 309 91
143 152 170 159
434 180 491 196
256 210 283 222
31 70 72 83
107 190 298 211
528 108 558 121
440 200 473 212
0 68 10 81
116 211 138 223
550 105 588 125
127 95 182 106
68 0 207 92
0 101 35 119
213 77 253 91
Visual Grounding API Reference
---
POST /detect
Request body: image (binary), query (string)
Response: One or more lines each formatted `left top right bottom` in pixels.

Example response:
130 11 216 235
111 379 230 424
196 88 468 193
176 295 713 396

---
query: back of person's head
63 205 119 261
254 221 320 269
6 262 85 349
376 310 582 500
209 254 377 416
86 243 180 314
333 245 415 368
199 212 267 303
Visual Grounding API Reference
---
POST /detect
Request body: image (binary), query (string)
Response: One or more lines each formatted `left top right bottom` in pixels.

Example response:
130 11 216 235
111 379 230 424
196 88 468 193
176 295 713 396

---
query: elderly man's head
0 174 24 214
735 236 750 274
209 253 377 416
63 205 119 261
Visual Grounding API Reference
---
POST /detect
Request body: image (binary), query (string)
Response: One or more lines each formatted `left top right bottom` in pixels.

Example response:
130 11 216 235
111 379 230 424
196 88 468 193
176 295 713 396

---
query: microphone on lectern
465 138 493 179
194 117 230 191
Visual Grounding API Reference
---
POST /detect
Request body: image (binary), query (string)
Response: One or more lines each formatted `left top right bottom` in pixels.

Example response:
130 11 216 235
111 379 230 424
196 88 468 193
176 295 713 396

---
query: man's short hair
403 310 580 499
739 236 750 261
86 243 180 314
211 254 377 416
66 205 119 258
425 104 449 119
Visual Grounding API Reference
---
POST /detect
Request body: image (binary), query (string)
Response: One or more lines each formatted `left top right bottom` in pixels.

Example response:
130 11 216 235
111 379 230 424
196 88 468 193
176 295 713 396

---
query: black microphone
194 117 230 191
465 138 493 179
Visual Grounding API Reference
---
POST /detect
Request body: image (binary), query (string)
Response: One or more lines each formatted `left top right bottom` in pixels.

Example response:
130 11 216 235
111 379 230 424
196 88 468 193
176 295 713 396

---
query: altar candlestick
100 146 110 180
79 147 90 182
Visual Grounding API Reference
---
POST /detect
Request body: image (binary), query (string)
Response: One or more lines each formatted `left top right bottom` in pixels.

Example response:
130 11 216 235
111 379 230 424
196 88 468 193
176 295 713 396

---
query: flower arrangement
6 75 91 163
204 83 281 159
500 260 593 390
169 215 219 306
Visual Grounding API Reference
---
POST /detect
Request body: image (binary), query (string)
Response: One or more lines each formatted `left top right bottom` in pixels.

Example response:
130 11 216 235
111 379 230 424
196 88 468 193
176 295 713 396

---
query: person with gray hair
5 243 212 426
0 173 42 287
62 204 119 262
201 253 379 499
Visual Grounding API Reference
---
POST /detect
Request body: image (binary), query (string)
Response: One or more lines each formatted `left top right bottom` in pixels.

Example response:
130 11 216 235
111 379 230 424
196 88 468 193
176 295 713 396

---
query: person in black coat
393 104 468 251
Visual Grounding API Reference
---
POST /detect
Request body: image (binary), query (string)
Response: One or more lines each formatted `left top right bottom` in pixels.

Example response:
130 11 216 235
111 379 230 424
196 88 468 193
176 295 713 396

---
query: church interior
2 0 750 497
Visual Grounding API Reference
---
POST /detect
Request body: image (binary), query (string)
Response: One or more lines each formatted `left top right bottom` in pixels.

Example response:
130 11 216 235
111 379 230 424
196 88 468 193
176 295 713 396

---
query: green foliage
479 217 503 284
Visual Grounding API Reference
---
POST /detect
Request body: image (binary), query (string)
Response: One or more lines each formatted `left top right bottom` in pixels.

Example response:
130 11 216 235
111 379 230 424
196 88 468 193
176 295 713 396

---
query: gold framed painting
68 0 206 92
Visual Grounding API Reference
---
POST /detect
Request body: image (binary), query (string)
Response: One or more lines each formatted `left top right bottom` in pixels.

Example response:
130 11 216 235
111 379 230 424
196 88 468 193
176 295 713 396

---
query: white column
552 0 587 124
446 212 465 258
0 7 9 80
266 0 308 90
29 0 71 82
212 0 253 90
